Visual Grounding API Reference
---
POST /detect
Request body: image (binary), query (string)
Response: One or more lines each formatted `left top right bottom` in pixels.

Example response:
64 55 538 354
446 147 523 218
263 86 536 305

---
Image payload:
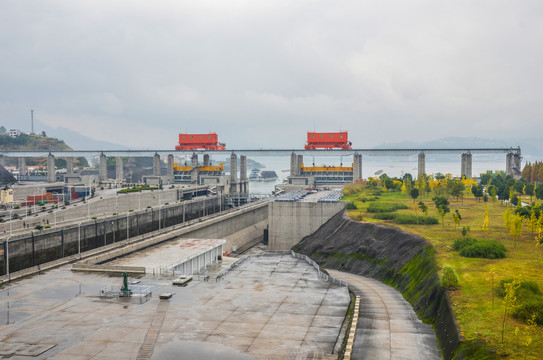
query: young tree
501 277 521 342
482 209 490 236
384 178 394 193
488 185 498 207
516 314 537 360
452 209 462 230
511 213 524 248
410 188 420 203
471 184 484 202
418 201 428 217
449 180 466 201
487 267 496 308
503 206 512 234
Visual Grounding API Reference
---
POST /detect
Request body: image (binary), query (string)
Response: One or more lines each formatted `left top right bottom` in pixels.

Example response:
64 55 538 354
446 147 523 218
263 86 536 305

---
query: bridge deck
0 147 521 157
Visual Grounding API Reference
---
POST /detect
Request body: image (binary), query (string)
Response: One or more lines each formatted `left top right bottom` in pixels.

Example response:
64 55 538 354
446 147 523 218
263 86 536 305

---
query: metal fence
290 250 349 287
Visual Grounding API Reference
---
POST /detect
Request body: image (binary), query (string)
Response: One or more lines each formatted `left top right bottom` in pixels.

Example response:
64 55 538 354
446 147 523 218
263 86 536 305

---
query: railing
290 250 349 287
214 256 249 282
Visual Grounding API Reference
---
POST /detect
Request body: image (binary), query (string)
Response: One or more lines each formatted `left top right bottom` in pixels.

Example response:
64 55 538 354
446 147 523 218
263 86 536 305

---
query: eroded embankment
292 212 496 360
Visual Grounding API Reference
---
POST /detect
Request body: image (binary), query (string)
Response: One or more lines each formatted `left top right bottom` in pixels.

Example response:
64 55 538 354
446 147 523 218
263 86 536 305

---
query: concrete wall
1 195 223 274
0 198 270 276
3 186 209 234
268 201 345 250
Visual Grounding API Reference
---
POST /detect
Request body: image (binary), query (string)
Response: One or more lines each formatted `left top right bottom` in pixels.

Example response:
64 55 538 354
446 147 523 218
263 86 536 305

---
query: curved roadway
326 270 442 360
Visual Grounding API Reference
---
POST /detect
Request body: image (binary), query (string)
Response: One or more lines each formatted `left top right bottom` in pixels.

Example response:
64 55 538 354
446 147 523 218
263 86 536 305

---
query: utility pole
31 109 34 134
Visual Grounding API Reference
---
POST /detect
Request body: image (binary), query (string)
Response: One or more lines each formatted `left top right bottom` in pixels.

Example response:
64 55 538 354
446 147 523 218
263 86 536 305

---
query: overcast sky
1 1 542 149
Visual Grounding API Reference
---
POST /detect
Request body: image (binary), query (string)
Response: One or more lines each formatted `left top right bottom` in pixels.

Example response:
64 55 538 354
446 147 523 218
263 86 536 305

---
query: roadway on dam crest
326 269 442 360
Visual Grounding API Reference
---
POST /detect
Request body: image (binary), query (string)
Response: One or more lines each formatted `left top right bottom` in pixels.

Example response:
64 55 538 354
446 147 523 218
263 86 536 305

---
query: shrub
459 241 506 259
35 225 43 230
346 202 357 210
496 279 541 299
452 237 478 251
373 212 396 220
441 264 459 289
393 214 438 225
355 195 379 203
513 299 543 325
461 226 470 237
367 202 408 213
373 213 438 225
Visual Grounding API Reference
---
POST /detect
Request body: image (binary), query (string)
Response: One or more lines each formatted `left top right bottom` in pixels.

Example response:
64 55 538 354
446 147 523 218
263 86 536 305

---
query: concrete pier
506 152 522 178
353 153 362 182
115 156 123 181
99 153 107 182
191 153 199 184
18 157 27 176
240 154 247 194
203 154 210 167
167 154 174 183
461 153 472 179
0 155 5 167
47 153 55 183
290 153 298 176
153 153 161 176
297 154 303 173
66 157 74 176
230 153 237 194
418 153 425 179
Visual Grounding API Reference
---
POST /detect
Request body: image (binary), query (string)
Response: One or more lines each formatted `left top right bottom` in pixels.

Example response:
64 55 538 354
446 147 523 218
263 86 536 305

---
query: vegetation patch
458 240 506 259
373 212 438 225
366 202 408 213
117 186 158 194
345 202 357 210
452 237 478 251
513 299 543 325
496 279 543 325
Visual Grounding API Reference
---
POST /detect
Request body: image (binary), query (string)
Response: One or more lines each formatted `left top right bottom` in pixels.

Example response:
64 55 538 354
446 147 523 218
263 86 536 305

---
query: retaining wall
0 196 222 275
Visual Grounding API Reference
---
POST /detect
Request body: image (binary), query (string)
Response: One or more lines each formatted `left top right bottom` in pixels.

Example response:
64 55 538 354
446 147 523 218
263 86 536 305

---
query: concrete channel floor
326 269 442 360
0 255 349 360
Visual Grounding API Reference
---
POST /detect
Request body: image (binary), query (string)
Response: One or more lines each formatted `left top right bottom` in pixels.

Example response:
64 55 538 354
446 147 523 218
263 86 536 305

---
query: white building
8 129 21 138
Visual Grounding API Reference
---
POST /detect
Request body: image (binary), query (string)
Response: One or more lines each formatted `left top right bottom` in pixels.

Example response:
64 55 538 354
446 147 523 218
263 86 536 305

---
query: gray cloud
1 0 542 149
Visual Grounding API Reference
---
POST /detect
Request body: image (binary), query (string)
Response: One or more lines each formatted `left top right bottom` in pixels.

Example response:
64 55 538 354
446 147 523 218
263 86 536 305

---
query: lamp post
126 211 130 242
5 235 13 279
9 209 13 237
78 221 84 258
115 193 118 214
138 191 141 211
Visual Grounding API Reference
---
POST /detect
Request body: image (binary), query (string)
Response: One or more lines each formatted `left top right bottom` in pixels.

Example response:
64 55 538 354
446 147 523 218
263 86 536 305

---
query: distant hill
34 120 128 150
0 133 88 167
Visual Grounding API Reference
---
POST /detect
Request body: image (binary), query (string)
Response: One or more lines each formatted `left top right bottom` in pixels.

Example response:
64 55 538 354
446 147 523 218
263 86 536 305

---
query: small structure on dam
107 238 225 276
268 189 345 250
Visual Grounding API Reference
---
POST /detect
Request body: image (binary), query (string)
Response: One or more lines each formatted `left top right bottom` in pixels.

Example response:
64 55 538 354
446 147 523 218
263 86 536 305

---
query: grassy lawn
344 188 543 359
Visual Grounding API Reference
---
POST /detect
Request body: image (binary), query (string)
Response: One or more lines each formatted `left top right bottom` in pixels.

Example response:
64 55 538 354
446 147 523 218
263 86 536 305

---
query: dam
0 186 445 359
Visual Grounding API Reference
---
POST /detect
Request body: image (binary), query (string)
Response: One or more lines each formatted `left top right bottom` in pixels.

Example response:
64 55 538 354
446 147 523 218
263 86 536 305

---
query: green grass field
344 188 543 359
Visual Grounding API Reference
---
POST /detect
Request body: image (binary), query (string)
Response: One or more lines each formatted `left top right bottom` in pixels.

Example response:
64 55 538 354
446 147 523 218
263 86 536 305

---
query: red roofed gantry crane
304 131 352 150
175 133 226 150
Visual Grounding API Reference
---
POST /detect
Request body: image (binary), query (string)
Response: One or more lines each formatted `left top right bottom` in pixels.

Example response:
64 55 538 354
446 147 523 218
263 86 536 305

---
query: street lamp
126 211 130 242
9 209 13 237
78 221 84 258
115 193 118 214
5 234 13 279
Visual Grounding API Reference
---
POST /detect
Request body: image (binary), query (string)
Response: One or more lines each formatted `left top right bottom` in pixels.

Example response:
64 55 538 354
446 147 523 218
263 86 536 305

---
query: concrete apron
326 269 442 360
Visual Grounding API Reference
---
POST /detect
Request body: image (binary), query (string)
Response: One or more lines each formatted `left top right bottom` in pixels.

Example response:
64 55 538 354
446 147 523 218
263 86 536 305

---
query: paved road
326 270 442 360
